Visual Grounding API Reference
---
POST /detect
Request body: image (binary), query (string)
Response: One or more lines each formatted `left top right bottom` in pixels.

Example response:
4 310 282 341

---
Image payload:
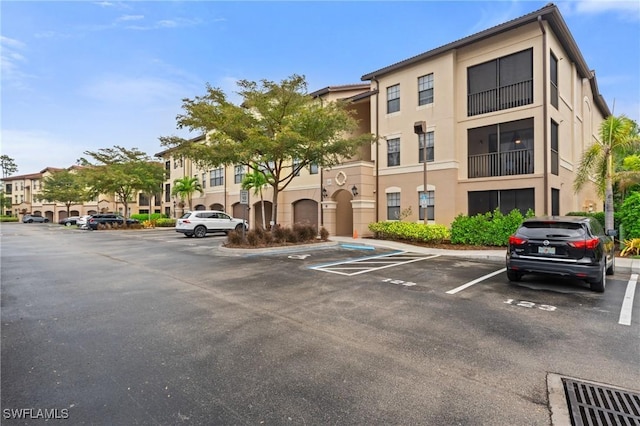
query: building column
351 199 376 238
321 201 337 237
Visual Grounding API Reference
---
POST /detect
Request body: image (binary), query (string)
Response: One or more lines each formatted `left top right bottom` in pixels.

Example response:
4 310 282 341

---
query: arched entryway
44 211 54 221
293 199 318 228
209 203 224 211
194 204 206 210
335 189 354 236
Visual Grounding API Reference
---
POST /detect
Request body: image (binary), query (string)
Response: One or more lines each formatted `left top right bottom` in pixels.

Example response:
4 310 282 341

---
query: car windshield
519 222 586 239
180 213 191 219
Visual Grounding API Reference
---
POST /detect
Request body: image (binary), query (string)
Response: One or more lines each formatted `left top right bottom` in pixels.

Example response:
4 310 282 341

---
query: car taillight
89 218 95 223
182 220 190 223
569 238 599 250
509 236 527 245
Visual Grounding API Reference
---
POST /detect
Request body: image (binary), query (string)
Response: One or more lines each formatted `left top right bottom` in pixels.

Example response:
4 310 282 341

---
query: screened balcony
467 118 534 179
468 79 533 116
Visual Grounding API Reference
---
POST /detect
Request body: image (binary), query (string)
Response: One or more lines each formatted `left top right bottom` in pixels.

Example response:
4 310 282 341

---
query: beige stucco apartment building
4 4 607 235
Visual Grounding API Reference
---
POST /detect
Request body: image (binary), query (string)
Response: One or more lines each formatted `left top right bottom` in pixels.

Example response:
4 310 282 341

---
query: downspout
373 77 380 222
538 15 549 215
319 96 324 229
224 167 227 213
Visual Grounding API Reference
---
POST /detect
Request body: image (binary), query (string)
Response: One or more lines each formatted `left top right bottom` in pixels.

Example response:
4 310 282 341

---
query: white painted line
618 273 638 326
446 268 506 295
312 254 440 276
348 255 440 276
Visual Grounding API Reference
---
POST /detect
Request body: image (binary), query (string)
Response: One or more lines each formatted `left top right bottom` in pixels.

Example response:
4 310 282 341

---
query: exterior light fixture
512 131 521 144
322 187 328 199
351 185 358 196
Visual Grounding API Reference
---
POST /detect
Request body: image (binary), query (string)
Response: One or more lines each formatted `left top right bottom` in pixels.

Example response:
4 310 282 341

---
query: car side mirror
606 229 617 237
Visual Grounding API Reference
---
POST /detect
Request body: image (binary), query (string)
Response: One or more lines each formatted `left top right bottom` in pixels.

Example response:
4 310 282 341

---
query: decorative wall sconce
351 185 358 196
322 187 328 199
512 131 522 144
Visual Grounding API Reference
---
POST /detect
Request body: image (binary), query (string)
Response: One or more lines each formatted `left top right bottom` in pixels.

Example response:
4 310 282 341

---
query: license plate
538 246 555 255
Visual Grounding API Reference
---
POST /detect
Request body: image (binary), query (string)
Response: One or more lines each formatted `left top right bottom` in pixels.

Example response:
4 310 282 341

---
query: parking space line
446 268 506 295
309 252 440 276
618 273 638 326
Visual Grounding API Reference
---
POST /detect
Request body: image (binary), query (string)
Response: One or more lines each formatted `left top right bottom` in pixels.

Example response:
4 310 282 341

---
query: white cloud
0 36 32 90
80 75 192 105
116 14 145 22
0 129 82 174
561 0 640 20
125 17 202 31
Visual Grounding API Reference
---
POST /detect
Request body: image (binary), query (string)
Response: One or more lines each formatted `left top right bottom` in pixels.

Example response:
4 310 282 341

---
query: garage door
293 199 318 228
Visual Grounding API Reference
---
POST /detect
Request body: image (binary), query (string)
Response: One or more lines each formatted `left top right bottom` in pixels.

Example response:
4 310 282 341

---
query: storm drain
562 377 640 426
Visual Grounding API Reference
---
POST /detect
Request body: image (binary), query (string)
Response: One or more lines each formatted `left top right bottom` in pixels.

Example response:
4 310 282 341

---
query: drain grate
562 377 640 426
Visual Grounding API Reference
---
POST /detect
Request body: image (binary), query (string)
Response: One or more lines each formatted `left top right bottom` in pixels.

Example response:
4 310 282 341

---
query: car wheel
65 222 72 227
506 270 522 281
27 219 33 223
606 256 615 275
193 226 207 238
44 219 49 223
235 224 245 233
590 263 606 293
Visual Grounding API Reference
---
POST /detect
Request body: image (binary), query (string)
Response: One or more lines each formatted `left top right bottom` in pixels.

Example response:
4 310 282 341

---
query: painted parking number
504 299 557 311
381 278 416 287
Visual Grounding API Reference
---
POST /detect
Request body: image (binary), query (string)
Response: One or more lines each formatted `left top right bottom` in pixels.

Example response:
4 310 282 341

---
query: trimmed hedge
619 192 640 239
0 215 19 222
449 208 534 246
130 213 167 222
368 221 450 243
155 218 176 227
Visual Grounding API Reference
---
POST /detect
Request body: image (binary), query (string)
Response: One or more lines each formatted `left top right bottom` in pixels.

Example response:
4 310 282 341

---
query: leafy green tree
171 176 203 211
160 74 373 227
0 190 12 215
574 115 640 231
38 169 91 218
78 146 166 221
0 155 18 178
241 167 270 229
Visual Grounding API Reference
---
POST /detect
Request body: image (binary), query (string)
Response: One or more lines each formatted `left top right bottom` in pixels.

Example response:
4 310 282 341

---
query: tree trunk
271 187 279 229
605 153 615 231
259 188 266 230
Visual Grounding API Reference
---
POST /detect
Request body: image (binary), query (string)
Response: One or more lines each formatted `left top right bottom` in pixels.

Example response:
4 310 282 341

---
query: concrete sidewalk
330 236 640 274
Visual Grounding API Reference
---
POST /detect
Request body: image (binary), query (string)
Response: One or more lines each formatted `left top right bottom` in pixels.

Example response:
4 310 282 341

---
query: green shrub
319 227 329 241
130 213 166 222
368 221 450 243
450 208 532 246
619 192 640 239
0 215 19 222
155 218 176 227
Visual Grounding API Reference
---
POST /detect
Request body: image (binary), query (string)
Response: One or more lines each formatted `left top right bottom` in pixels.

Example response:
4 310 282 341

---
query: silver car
22 214 49 223
176 210 248 238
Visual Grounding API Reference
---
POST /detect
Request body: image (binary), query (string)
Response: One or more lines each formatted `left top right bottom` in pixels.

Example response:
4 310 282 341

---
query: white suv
176 210 248 238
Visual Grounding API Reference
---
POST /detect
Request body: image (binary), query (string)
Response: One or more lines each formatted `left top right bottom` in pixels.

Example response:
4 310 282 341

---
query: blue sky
2 0 639 175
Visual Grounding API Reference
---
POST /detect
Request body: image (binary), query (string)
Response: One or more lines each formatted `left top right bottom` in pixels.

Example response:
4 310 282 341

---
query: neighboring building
157 3 608 238
1 166 161 222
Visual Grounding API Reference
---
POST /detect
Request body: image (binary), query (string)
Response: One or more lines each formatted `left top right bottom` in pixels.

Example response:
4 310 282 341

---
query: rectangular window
293 158 301 176
139 209 149 215
5 184 11 194
387 192 400 220
234 165 245 184
387 84 400 113
467 48 533 116
418 132 434 163
418 190 435 221
138 193 150 206
165 184 171 202
165 161 171 172
551 188 560 216
550 52 559 109
154 193 161 206
418 74 434 105
309 163 319 175
468 188 534 217
201 173 206 189
165 206 171 217
387 138 400 167
210 168 224 187
551 120 559 175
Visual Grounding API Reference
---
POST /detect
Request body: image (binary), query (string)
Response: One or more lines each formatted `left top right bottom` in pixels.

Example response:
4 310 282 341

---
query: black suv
506 216 615 292
87 214 139 230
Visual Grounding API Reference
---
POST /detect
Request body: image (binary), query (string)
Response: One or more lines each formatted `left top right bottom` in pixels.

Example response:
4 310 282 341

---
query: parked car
87 214 139 230
506 216 616 292
59 216 81 227
22 214 49 223
76 215 92 228
176 210 248 238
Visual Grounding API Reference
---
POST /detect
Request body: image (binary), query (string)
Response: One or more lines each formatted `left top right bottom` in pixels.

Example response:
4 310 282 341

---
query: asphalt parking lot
2 224 639 425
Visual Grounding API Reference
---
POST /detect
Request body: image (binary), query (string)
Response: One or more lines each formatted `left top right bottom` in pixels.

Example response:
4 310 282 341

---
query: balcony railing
468 79 533 116
468 148 533 178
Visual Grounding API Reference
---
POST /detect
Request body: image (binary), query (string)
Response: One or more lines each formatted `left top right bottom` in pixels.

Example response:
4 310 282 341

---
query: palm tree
241 169 269 229
574 115 640 230
171 176 204 211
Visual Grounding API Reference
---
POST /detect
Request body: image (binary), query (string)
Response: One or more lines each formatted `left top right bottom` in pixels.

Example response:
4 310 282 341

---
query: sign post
240 190 249 239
